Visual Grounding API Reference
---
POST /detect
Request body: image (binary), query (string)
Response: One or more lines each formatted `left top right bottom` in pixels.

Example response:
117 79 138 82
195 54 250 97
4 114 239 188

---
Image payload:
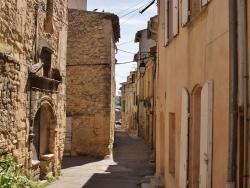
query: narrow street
47 127 155 188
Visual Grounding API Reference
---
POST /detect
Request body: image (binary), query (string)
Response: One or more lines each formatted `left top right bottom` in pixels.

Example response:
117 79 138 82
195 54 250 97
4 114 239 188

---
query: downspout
227 0 238 187
239 0 248 187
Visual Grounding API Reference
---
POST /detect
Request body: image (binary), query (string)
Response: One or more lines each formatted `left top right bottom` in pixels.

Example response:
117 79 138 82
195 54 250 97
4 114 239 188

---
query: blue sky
87 0 157 95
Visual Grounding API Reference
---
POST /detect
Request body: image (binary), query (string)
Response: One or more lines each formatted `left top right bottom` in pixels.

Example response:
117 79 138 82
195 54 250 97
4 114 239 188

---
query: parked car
115 119 122 125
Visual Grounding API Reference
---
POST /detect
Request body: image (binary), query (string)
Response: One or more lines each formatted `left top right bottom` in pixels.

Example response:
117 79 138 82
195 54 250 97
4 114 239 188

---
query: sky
87 0 157 95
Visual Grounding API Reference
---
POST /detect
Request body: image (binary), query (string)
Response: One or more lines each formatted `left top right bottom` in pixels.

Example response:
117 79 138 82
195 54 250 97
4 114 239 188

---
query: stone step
141 183 152 188
150 177 164 188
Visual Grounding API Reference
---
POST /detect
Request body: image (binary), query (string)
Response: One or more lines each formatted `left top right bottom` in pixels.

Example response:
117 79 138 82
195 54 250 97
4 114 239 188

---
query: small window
40 48 52 77
165 0 175 45
190 0 201 19
164 0 170 45
122 100 126 112
44 0 54 34
169 112 175 176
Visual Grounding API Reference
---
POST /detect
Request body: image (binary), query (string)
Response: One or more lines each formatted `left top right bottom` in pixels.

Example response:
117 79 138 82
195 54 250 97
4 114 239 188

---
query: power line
119 1 152 18
117 40 135 46
37 3 68 26
117 0 147 15
117 48 136 54
120 11 139 26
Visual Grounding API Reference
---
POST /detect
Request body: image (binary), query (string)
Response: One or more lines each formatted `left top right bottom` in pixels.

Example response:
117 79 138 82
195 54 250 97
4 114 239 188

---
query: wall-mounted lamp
138 51 156 76
139 60 146 76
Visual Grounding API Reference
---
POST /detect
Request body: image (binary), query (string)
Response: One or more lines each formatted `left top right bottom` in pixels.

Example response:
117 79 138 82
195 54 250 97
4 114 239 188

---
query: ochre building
66 10 120 157
0 0 67 180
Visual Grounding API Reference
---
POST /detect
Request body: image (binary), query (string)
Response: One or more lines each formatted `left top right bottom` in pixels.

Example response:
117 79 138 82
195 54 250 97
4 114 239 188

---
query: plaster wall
156 0 229 187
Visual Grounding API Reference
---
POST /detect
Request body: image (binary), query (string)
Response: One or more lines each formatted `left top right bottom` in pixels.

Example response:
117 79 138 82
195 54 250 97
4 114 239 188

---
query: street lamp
139 60 146 76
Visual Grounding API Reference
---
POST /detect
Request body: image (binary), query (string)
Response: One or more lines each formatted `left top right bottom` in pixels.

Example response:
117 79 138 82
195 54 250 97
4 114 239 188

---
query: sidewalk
46 128 155 188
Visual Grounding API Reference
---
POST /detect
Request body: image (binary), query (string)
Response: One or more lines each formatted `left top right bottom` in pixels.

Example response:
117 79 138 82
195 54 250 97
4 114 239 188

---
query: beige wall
120 71 138 132
0 0 67 180
67 10 119 157
156 0 229 187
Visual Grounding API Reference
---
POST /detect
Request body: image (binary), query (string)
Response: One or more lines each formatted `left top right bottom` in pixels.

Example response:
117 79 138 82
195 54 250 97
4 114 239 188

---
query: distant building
66 9 120 157
134 29 156 142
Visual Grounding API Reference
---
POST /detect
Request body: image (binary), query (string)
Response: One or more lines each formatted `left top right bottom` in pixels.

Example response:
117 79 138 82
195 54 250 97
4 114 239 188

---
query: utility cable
117 40 135 46
117 0 147 15
119 1 152 18
117 48 136 54
36 3 68 26
120 11 139 26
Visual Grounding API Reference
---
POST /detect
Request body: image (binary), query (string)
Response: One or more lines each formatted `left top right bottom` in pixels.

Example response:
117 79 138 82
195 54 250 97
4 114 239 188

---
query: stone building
120 71 138 132
0 0 67 180
134 29 156 142
66 10 120 157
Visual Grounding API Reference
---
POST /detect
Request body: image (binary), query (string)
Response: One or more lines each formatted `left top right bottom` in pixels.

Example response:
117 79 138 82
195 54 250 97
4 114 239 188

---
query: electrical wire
119 1 152 18
120 11 139 26
117 40 135 46
117 0 147 15
36 3 68 26
117 48 136 54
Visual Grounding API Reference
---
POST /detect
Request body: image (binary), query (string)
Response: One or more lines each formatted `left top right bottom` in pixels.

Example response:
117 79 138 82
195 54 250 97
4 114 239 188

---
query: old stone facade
66 10 120 157
134 29 156 144
0 0 67 180
120 71 138 132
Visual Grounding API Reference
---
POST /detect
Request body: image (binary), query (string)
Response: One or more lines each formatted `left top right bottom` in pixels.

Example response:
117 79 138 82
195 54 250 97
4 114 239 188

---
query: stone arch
189 84 202 188
31 97 58 161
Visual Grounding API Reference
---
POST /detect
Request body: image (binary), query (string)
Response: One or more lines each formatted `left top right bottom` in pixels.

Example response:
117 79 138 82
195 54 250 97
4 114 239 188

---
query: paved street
46 128 155 188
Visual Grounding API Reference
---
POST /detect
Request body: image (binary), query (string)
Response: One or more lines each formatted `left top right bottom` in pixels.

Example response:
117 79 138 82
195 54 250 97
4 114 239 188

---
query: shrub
0 155 39 188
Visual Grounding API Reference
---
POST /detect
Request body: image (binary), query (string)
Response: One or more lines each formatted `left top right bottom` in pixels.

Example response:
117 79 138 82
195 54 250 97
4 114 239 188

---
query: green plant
0 155 39 188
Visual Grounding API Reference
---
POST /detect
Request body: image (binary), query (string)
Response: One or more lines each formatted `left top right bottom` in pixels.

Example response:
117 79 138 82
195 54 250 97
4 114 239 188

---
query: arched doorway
32 103 57 160
189 85 202 188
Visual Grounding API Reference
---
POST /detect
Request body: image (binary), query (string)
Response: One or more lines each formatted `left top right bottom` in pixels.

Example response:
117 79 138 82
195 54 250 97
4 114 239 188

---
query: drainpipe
239 0 248 187
226 0 238 187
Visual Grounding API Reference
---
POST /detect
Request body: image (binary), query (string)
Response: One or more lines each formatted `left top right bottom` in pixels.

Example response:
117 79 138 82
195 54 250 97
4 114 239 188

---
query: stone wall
0 0 67 180
67 10 119 157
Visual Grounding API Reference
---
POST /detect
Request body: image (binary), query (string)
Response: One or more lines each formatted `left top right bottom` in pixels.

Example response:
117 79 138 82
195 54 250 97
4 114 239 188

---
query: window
190 0 201 18
173 0 179 36
122 100 126 112
165 0 179 45
164 0 170 45
181 0 189 26
182 0 209 26
44 0 54 34
169 112 175 176
40 47 52 77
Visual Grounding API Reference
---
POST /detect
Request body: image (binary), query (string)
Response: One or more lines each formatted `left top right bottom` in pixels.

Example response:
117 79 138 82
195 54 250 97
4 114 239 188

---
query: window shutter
164 0 169 45
181 0 189 26
201 0 208 7
173 0 179 36
199 80 213 188
179 88 189 188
